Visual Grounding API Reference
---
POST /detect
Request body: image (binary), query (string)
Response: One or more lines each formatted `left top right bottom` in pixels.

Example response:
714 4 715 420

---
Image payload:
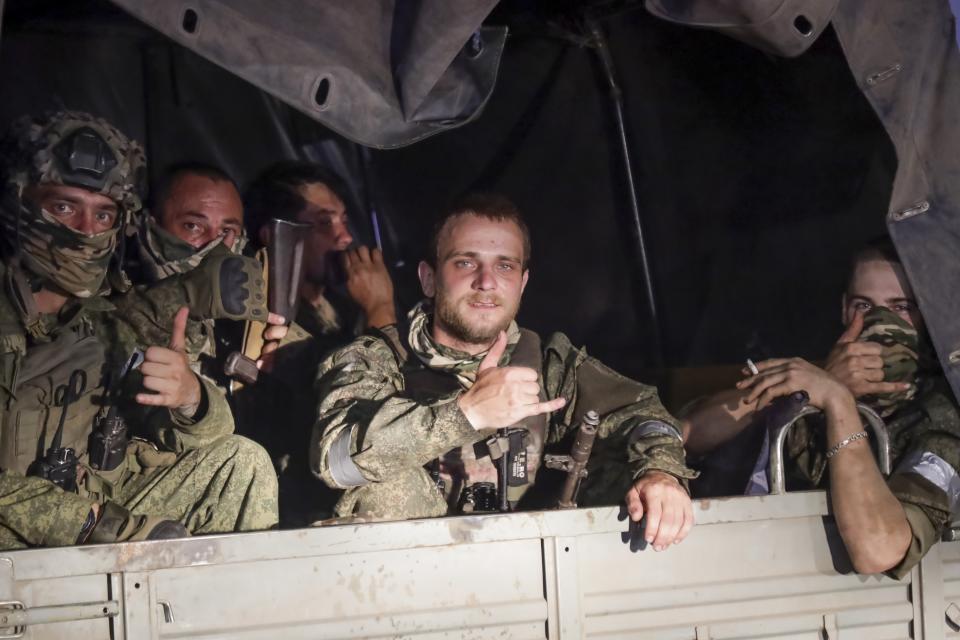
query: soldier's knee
208 435 275 476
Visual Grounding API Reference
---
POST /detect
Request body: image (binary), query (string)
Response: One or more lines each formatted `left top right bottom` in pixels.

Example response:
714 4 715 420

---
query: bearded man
311 194 695 551
683 238 959 578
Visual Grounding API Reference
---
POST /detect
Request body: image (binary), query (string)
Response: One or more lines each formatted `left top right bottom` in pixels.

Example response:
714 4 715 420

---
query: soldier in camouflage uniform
243 161 398 526
122 162 270 388
684 238 959 578
313 194 696 551
0 111 278 550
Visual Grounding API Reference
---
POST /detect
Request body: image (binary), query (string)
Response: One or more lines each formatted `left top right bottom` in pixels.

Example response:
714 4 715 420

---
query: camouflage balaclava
857 306 920 417
132 211 247 283
0 111 145 298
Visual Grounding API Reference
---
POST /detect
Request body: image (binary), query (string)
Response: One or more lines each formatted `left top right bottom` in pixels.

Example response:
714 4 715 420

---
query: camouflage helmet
0 112 146 299
0 110 145 213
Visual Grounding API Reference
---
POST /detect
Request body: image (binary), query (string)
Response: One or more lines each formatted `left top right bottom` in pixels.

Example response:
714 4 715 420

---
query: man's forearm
681 388 758 456
825 395 912 574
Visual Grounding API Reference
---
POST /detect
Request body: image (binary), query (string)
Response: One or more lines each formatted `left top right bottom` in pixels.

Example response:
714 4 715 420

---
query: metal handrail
767 397 891 495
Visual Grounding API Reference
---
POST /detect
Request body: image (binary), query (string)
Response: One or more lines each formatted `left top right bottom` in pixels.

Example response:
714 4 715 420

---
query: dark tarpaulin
106 0 505 149
0 1 899 382
644 0 960 405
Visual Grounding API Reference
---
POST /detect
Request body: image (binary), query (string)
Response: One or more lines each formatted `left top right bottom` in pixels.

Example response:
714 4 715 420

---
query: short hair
851 235 900 267
152 162 238 221
243 161 349 242
847 235 901 287
428 193 532 268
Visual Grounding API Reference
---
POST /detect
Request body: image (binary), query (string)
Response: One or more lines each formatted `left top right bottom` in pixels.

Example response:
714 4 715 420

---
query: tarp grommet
180 6 200 36
311 75 333 110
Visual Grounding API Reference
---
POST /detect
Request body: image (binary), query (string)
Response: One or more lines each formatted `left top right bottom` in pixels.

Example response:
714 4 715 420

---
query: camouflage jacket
0 261 234 477
311 324 695 520
784 376 960 578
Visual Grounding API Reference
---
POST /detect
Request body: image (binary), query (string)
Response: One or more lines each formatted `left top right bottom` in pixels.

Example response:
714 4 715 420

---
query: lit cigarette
746 358 759 376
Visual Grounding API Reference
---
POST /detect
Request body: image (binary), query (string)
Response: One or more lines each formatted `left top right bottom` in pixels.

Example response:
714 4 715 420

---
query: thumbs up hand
136 306 203 416
457 331 567 431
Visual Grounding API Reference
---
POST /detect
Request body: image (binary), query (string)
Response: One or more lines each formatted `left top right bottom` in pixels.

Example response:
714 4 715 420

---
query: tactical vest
385 327 548 511
0 286 107 475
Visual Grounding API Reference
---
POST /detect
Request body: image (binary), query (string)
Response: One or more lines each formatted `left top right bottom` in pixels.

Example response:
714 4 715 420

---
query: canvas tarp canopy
105 0 504 149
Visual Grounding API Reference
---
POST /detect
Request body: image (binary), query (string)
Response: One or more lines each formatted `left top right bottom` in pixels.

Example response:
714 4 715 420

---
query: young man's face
843 258 922 329
419 213 529 351
24 183 119 236
295 182 353 284
158 174 244 249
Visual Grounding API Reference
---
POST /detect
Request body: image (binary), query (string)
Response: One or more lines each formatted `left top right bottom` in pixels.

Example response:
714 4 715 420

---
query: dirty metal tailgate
0 492 954 639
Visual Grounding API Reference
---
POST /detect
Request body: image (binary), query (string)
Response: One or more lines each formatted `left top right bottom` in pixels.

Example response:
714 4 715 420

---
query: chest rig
0 304 106 477
389 327 548 513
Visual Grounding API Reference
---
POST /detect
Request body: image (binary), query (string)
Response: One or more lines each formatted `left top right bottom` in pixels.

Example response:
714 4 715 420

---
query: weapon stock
226 219 311 387
544 410 600 509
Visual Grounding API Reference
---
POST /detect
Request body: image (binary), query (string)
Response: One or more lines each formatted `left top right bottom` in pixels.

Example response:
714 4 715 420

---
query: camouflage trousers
0 434 278 550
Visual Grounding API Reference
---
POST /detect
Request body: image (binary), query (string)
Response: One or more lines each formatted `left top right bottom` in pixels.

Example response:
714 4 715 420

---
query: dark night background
0 1 896 406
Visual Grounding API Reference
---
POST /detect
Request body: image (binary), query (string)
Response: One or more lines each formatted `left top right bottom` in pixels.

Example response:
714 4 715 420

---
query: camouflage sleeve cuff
151 376 234 452
628 434 699 492
170 374 211 426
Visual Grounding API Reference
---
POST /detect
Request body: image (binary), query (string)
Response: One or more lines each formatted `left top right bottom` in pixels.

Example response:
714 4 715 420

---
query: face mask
2 198 118 298
857 306 919 416
134 216 245 282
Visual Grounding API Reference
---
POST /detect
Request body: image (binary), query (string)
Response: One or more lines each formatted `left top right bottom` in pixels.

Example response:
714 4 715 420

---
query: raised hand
342 246 396 328
824 311 911 398
136 306 202 416
736 356 851 411
624 471 694 551
457 331 566 431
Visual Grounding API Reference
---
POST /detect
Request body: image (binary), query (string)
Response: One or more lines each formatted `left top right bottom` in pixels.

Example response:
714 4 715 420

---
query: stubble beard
434 289 517 347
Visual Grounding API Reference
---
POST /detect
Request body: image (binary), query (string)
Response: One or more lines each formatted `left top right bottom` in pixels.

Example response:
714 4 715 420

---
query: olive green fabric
122 212 352 528
0 472 95 549
110 245 269 352
311 312 695 521
0 260 278 549
0 431 278 549
783 376 960 578
89 433 277 534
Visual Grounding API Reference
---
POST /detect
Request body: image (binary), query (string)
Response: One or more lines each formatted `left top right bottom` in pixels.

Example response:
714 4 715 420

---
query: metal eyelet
889 200 930 222
866 63 902 86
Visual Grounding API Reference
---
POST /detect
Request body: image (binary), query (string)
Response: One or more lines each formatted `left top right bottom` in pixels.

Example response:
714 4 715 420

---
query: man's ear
520 269 530 295
418 260 436 297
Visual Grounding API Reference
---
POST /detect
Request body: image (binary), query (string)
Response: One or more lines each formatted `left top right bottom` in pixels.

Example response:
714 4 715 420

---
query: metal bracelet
825 431 869 459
